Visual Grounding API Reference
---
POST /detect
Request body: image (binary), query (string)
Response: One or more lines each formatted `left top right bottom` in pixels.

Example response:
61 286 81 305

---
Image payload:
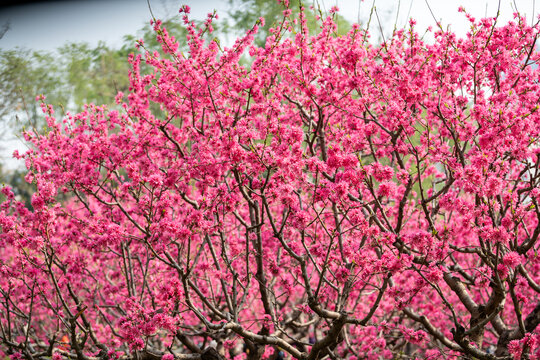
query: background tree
227 0 351 46
0 48 68 131
57 42 131 113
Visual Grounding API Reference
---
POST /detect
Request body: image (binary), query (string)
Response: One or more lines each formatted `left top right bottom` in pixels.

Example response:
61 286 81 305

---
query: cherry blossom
2 4 540 360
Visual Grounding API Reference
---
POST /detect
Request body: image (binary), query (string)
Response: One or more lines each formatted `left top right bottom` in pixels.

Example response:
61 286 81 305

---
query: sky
0 0 228 51
0 0 538 169
1 0 538 52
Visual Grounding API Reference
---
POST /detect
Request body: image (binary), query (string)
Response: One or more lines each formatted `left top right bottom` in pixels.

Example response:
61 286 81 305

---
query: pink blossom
502 251 521 268
2 6 540 360
426 266 443 283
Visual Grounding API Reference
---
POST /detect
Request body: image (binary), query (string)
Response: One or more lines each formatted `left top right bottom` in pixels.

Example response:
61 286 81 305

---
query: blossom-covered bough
2 4 540 360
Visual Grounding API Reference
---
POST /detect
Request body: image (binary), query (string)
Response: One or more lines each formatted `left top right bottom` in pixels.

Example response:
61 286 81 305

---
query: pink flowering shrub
2 4 540 360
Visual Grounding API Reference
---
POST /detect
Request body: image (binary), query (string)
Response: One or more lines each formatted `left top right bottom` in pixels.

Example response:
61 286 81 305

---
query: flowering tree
2 4 540 360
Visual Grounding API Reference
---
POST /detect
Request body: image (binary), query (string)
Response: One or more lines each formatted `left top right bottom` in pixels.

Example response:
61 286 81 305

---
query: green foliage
123 18 189 54
0 48 68 131
58 42 131 112
0 43 131 131
227 0 351 46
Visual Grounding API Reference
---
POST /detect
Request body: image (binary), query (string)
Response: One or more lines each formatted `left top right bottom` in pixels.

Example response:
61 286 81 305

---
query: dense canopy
2 5 540 360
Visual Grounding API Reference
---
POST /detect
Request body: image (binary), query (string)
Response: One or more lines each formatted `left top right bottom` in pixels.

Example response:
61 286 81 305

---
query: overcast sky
1 0 538 52
0 0 228 51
